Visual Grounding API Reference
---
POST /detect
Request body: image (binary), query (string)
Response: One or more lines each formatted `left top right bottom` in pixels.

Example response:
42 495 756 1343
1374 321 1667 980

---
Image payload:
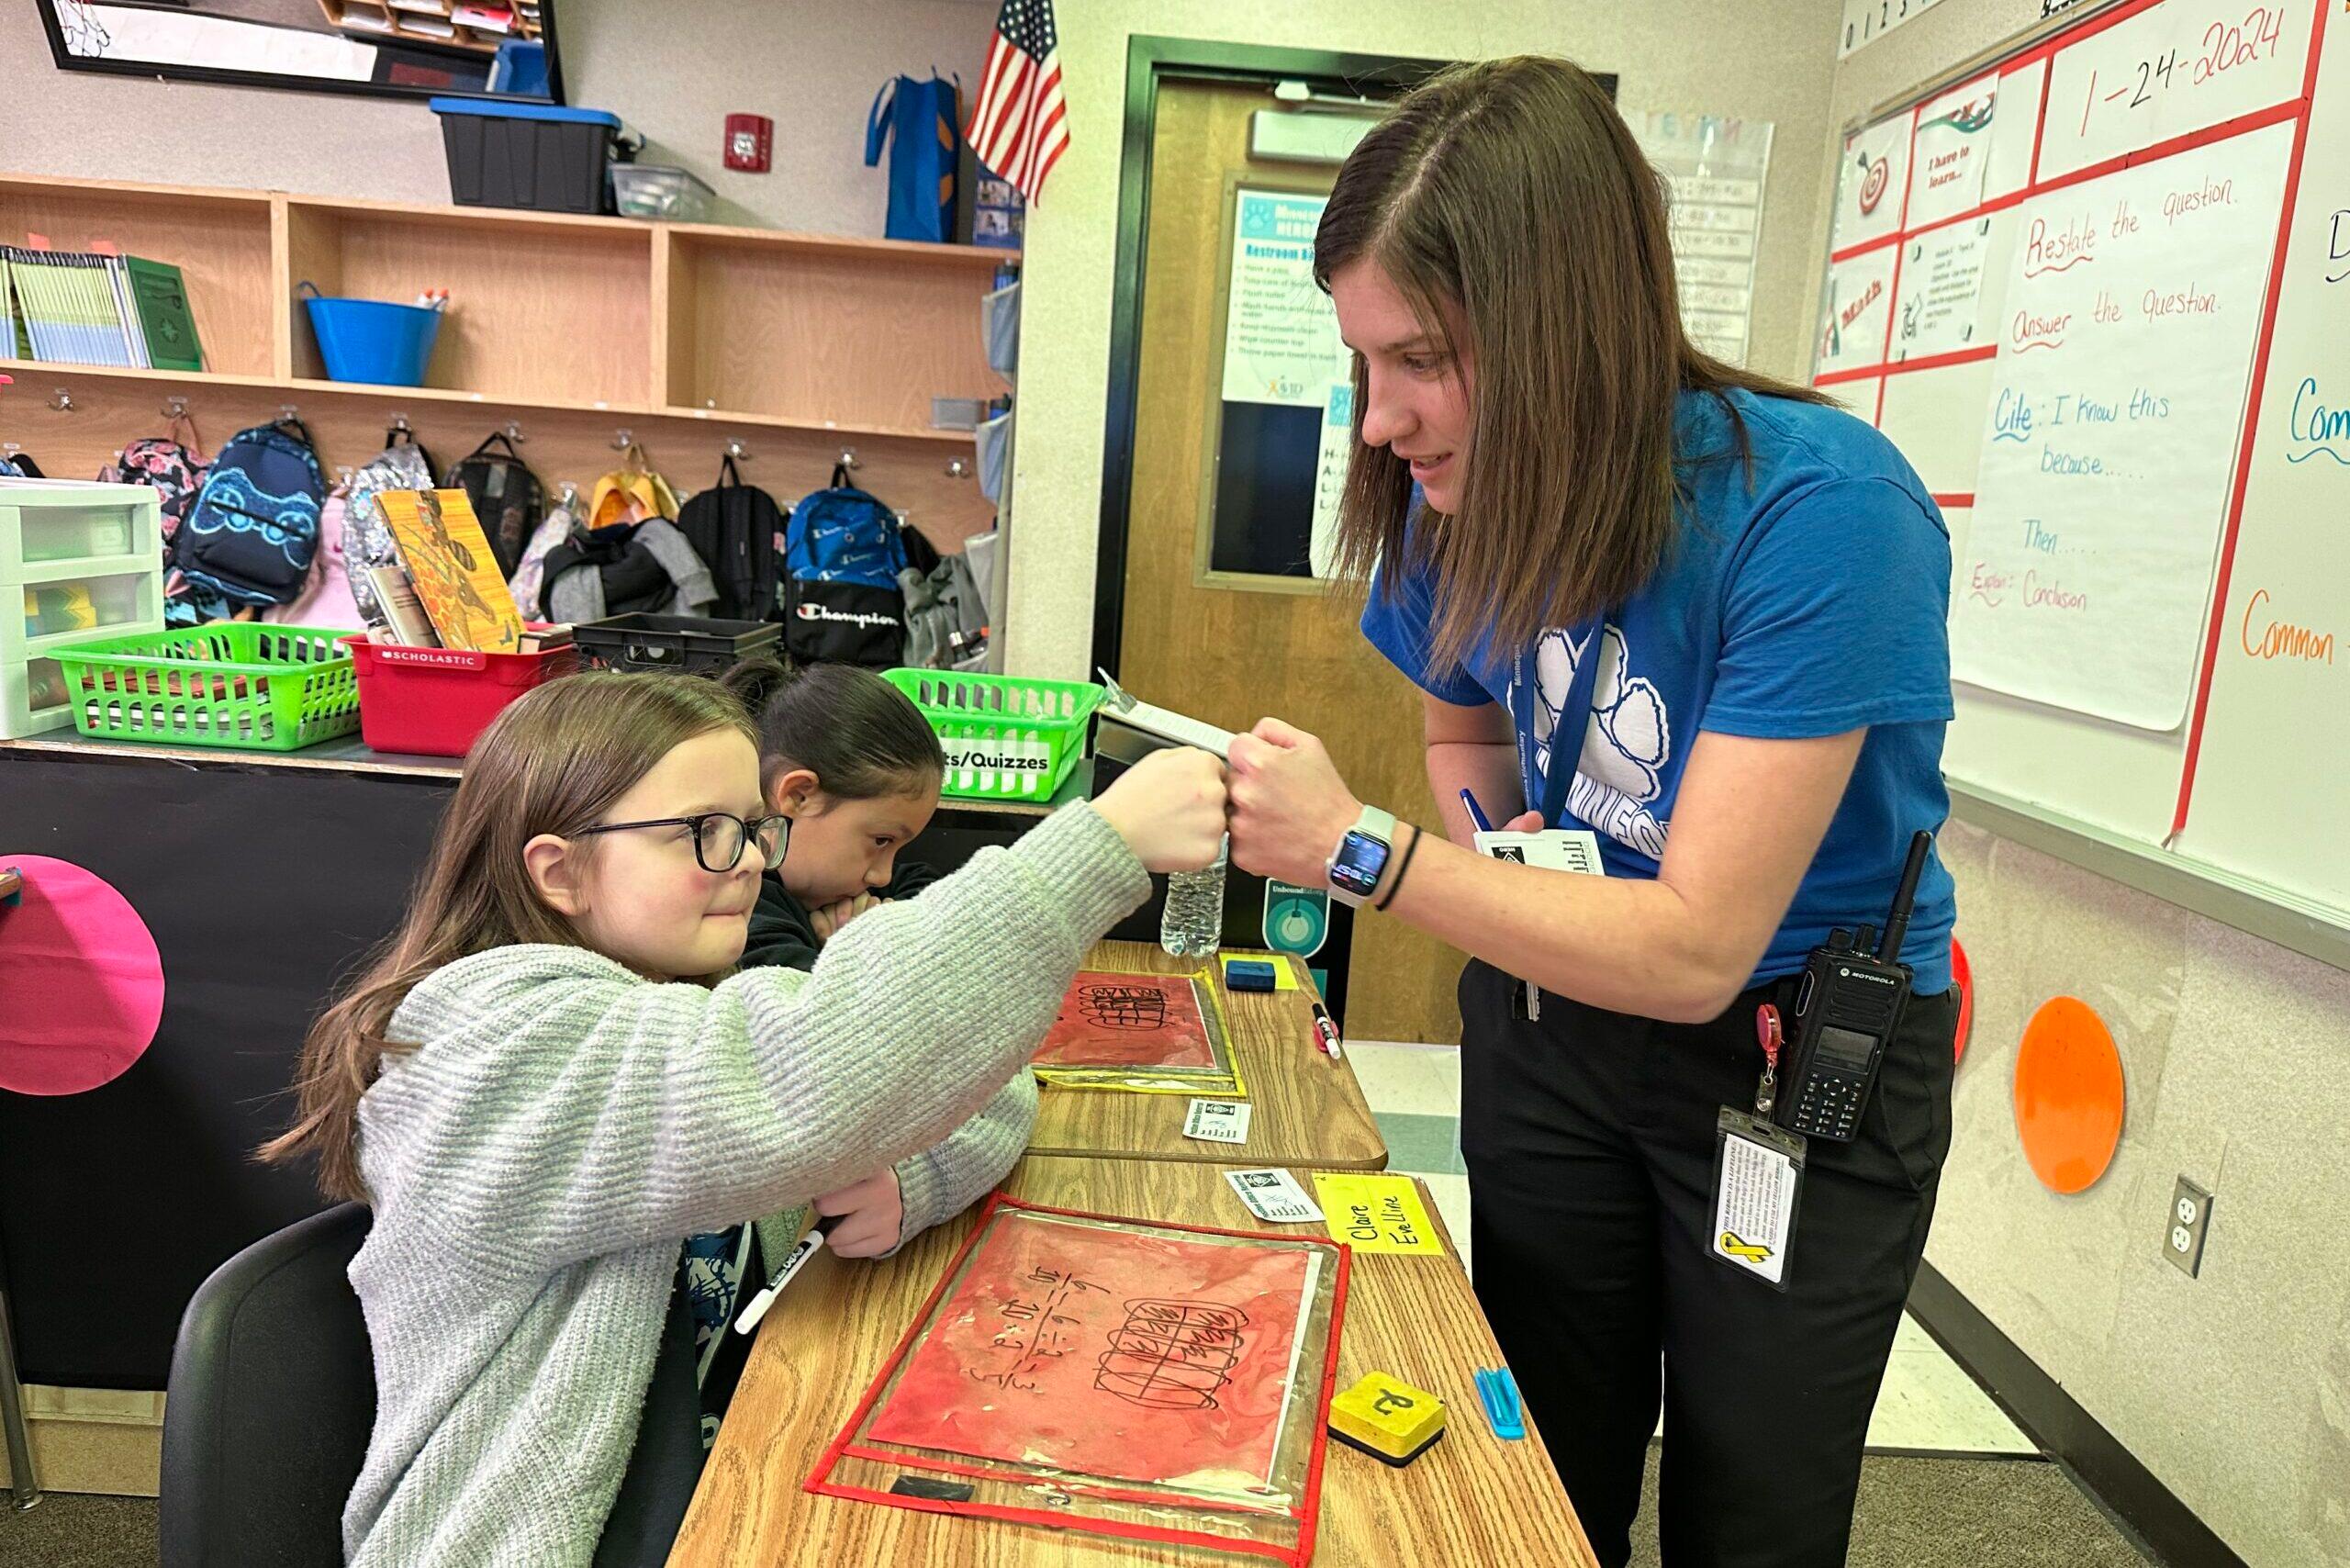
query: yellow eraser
1328 1372 1446 1465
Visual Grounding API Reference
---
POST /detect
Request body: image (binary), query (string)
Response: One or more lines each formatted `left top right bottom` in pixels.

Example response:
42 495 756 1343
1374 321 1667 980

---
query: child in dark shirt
720 658 946 971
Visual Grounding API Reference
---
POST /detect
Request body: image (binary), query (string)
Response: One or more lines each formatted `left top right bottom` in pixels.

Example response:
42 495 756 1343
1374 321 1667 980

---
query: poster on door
1947 122 2294 731
1310 379 1353 578
1222 188 1350 409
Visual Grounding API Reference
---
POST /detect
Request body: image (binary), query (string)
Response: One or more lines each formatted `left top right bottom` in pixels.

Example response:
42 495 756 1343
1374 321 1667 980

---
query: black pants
1460 962 1957 1568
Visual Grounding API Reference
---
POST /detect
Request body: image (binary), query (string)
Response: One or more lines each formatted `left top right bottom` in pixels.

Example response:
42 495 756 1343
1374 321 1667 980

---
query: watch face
1330 830 1392 898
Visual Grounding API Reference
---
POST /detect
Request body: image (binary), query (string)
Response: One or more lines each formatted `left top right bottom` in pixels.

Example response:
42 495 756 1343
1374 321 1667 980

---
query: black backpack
677 454 788 622
443 431 543 580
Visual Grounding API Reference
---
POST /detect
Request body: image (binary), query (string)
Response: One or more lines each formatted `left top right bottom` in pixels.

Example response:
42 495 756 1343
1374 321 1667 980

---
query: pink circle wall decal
0 855 165 1095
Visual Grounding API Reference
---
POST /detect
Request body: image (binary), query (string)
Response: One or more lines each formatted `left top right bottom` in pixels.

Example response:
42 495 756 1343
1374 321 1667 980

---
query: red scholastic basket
342 634 578 757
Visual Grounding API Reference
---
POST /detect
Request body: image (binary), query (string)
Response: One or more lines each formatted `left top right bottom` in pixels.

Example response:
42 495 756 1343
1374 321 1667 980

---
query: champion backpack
677 453 788 622
443 431 543 580
173 419 326 610
782 465 925 666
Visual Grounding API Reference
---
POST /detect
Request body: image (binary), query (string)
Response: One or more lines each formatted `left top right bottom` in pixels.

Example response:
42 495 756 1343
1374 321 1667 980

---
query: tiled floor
1348 1039 2037 1458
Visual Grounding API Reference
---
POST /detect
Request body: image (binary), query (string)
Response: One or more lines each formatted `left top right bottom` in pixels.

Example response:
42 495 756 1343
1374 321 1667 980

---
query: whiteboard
1811 0 2350 926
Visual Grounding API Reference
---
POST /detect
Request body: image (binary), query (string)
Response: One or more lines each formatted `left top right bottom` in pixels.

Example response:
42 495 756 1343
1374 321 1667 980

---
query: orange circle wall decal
2013 995 2124 1194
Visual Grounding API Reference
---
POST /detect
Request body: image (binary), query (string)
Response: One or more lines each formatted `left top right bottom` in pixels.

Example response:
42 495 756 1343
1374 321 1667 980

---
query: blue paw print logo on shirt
1523 623 1673 857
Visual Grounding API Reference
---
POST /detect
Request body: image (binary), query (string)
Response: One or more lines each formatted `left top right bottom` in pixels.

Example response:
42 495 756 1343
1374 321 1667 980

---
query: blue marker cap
1474 1367 1525 1439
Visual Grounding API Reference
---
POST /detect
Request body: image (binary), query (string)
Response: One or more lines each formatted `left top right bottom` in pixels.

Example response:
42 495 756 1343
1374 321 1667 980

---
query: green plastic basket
53 623 362 752
882 668 1103 801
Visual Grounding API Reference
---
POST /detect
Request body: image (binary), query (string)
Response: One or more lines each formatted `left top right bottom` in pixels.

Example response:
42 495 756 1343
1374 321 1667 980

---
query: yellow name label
1312 1173 1446 1255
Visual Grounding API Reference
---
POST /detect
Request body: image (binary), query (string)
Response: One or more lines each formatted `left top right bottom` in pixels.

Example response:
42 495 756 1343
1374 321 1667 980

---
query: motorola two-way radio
1771 831 1932 1144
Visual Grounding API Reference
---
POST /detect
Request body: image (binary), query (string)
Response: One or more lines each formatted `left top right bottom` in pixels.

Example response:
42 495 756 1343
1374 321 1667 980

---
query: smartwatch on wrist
1326 805 1398 907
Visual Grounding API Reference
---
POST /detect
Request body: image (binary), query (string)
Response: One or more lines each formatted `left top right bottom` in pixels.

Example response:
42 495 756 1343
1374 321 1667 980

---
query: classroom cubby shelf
0 173 1013 544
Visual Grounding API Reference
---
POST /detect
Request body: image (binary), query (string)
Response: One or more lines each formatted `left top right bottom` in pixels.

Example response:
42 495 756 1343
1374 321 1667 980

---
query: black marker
733 1215 842 1335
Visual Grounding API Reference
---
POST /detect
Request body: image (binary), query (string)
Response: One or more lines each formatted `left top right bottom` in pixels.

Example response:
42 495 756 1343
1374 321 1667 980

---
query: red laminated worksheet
863 1205 1319 1491
1032 970 1218 1070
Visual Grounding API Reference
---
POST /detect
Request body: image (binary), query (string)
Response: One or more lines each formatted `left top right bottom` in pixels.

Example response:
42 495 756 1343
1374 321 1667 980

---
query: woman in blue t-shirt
1225 57 1959 1568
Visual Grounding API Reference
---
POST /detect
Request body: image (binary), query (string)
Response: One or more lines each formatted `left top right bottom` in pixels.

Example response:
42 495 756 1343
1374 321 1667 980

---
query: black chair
161 1202 711 1568
160 1202 375 1568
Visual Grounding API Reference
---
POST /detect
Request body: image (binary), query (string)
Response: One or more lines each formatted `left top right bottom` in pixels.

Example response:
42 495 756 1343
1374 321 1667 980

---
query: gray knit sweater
342 802 1147 1566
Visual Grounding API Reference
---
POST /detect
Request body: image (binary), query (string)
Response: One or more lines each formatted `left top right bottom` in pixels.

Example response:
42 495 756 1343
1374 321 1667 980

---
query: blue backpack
783 464 932 666
173 420 326 611
865 74 959 244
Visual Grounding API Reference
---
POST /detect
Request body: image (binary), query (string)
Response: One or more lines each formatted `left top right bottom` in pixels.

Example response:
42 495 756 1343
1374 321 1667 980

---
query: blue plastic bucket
301 286 442 386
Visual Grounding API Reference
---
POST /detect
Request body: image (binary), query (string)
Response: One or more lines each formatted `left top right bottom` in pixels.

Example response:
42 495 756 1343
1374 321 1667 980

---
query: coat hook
503 420 527 443
612 428 634 451
162 395 189 420
945 456 971 479
837 447 860 471
48 387 73 412
724 439 753 463
388 413 414 436
278 404 300 423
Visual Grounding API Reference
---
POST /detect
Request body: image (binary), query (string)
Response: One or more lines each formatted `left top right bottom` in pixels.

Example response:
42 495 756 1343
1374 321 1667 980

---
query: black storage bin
430 97 627 215
574 614 783 675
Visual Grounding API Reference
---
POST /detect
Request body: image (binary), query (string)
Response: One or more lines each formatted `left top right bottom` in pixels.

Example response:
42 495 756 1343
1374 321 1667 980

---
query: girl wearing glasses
260 670 1225 1568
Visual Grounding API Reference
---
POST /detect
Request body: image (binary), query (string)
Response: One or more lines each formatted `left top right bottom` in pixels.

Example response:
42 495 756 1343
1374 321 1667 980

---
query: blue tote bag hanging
865 73 960 243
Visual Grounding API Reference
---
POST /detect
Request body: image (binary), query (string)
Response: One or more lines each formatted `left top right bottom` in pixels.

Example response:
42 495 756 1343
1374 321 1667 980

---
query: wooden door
1121 80 1461 1045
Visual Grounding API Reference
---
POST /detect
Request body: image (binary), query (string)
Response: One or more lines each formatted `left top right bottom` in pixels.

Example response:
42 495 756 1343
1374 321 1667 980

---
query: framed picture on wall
36 0 567 105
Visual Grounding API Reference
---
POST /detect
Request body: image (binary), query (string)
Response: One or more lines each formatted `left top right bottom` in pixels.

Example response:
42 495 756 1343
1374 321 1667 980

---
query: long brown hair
1315 55 1828 674
258 671 755 1201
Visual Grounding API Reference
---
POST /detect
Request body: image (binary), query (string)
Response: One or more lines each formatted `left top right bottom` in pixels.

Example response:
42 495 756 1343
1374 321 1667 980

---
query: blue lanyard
1517 615 1608 830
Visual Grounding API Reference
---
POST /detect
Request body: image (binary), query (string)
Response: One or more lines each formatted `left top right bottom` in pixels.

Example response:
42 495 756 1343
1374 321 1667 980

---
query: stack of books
0 249 204 371
360 488 569 655
364 488 536 653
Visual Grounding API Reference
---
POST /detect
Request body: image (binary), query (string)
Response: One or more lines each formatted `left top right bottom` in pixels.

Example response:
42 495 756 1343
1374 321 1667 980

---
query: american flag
967 0 1069 203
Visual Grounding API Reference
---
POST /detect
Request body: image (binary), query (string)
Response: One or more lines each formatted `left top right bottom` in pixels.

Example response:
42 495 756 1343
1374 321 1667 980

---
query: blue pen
1460 789 1494 834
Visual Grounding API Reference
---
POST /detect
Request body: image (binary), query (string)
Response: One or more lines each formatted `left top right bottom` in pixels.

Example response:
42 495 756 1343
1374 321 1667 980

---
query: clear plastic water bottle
1159 834 1229 958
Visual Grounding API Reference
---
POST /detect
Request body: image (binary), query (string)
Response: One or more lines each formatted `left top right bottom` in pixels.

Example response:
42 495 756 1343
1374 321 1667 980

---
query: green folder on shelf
125 257 203 372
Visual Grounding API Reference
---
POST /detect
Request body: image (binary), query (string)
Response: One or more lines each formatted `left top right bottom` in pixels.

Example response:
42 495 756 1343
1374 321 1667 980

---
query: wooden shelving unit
0 174 1014 548
318 0 543 55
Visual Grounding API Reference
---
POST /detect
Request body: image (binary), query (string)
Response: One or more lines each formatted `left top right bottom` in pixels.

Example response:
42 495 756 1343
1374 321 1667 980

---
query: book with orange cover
376 488 525 653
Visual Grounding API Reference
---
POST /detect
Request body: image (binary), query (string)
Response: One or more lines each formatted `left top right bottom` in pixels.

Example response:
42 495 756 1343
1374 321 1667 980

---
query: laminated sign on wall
1635 112 1774 367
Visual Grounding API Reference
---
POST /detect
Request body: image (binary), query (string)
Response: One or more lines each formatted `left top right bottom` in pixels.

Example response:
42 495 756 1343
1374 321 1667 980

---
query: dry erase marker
1309 1000 1344 1061
733 1215 841 1335
1460 789 1494 834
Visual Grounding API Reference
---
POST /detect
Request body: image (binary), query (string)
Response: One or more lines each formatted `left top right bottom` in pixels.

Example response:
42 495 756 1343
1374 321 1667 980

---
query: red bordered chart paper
808 1195 1350 1565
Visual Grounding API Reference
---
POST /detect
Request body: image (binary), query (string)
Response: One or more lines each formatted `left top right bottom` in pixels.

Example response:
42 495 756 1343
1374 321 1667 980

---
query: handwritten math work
1034 970 1217 1070
862 1206 1329 1492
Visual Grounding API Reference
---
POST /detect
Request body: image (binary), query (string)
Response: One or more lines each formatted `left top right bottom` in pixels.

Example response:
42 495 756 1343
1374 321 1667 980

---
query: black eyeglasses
573 812 790 873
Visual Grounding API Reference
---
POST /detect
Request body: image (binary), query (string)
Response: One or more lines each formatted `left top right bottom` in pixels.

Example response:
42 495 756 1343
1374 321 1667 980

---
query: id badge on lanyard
1506 614 1609 1023
1710 1005 1806 1289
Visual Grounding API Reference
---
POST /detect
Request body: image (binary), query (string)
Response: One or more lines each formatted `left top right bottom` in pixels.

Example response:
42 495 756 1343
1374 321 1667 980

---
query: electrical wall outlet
2165 1175 2212 1277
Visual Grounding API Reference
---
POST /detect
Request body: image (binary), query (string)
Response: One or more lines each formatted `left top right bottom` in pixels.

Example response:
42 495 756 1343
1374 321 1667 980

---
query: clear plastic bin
20 571 155 642
0 480 161 577
1 655 71 738
611 163 716 223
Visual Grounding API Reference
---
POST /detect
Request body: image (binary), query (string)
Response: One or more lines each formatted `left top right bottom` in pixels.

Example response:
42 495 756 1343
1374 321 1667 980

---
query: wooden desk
1026 941 1387 1171
671 1159 1596 1568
